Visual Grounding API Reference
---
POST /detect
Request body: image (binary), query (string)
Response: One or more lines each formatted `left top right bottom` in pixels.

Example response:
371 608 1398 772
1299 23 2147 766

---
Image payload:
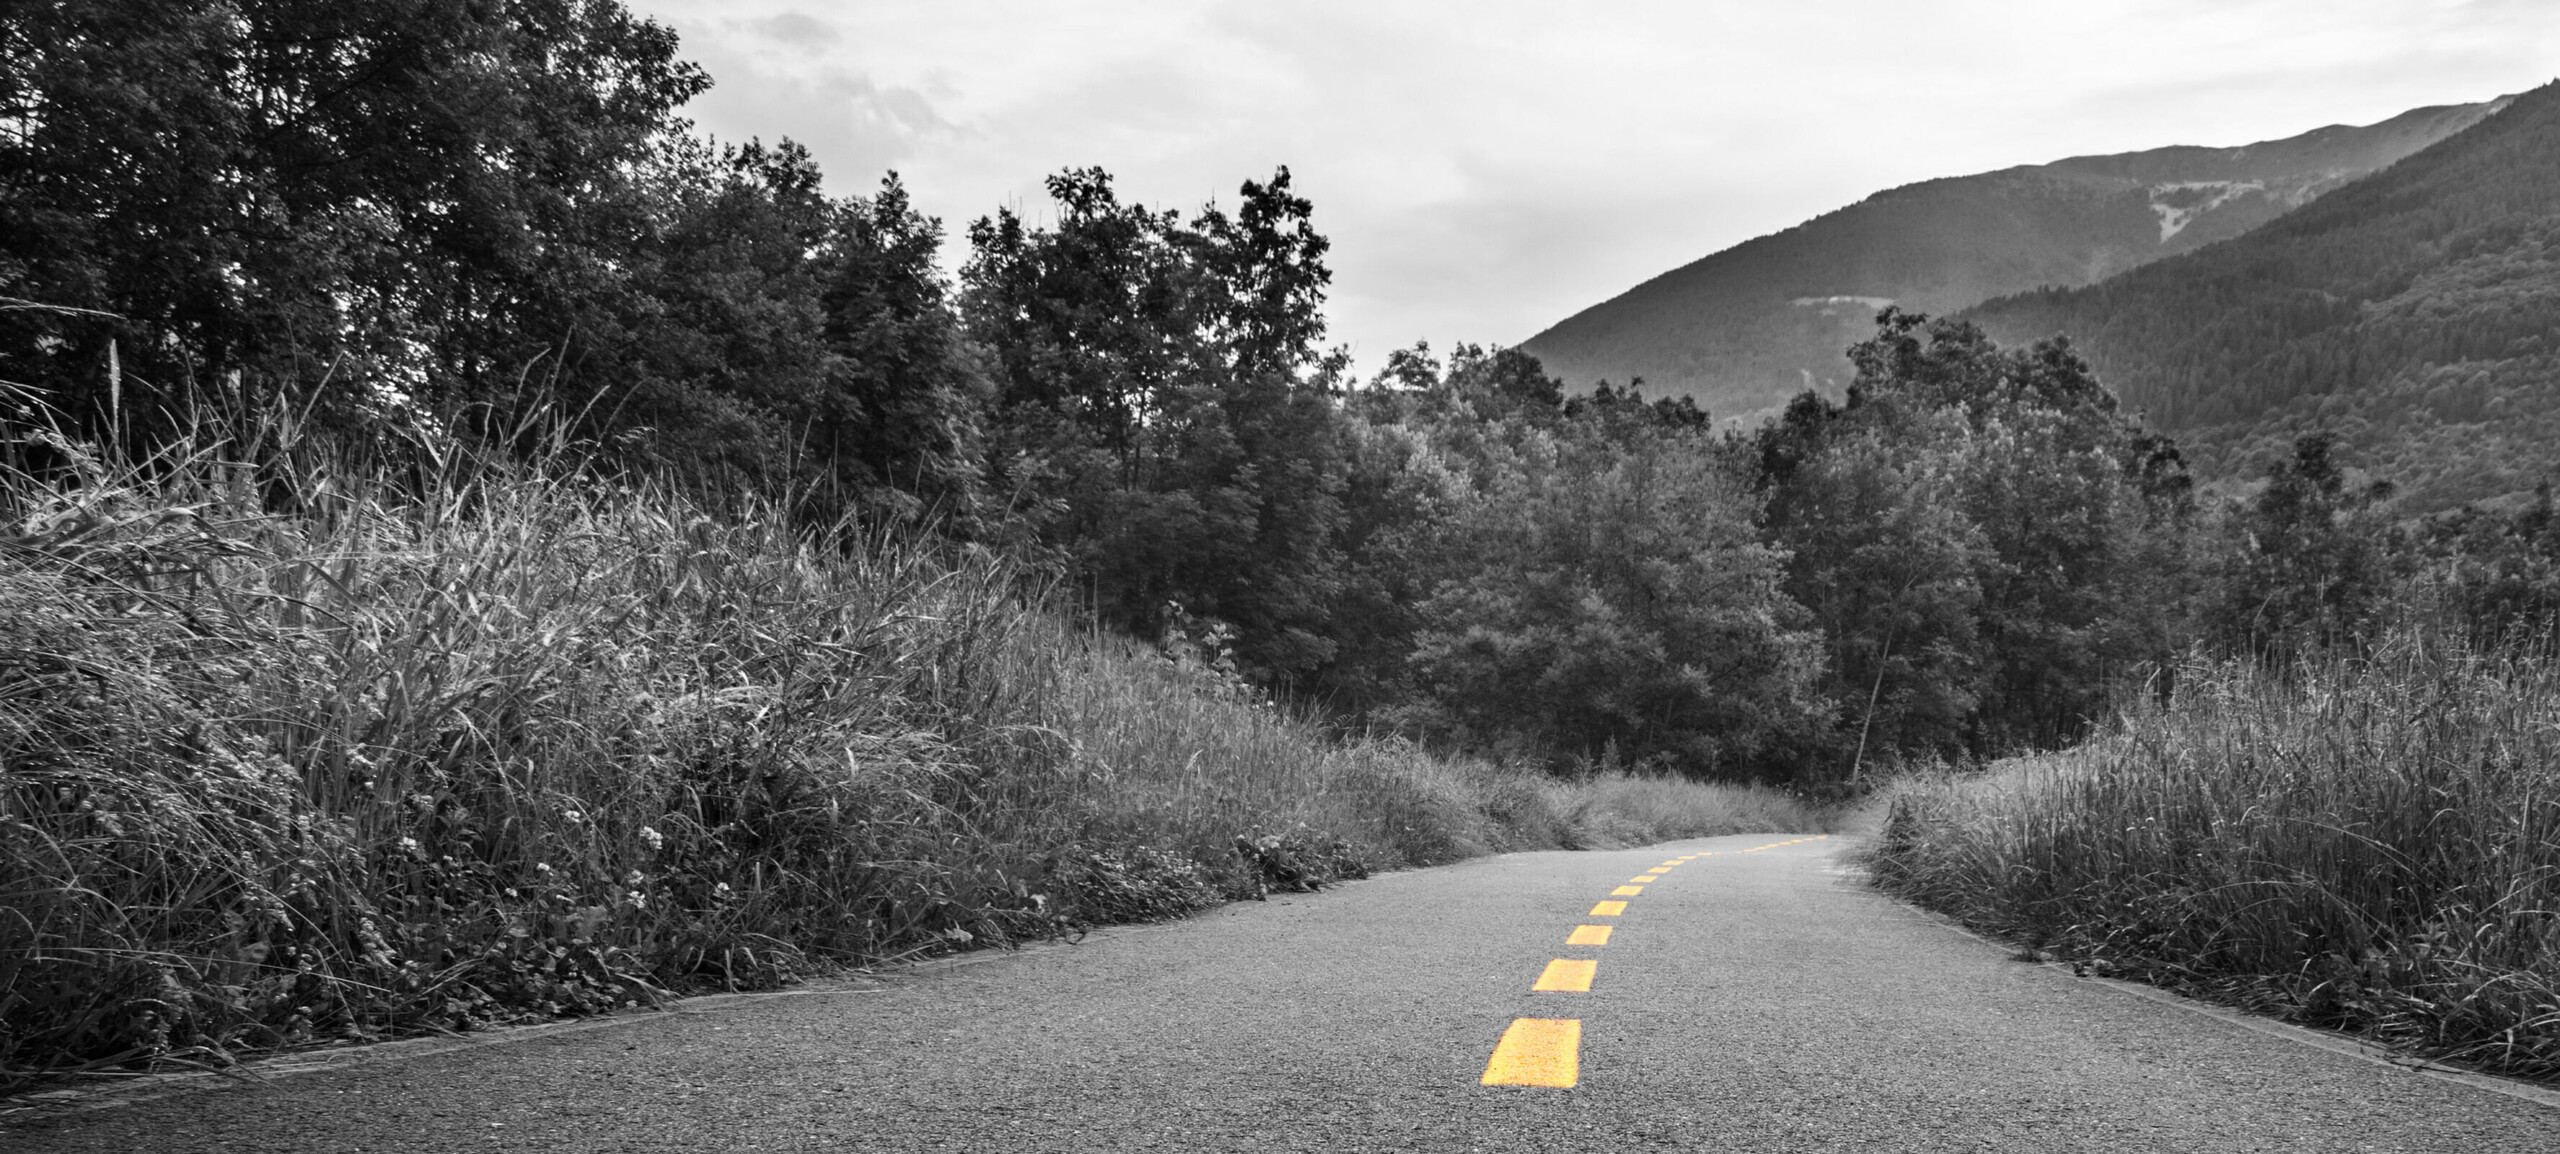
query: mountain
1520 96 2514 423
1965 80 2560 513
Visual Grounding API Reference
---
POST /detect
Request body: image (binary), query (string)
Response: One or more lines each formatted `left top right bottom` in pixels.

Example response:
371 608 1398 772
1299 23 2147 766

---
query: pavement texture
5 833 2555 1152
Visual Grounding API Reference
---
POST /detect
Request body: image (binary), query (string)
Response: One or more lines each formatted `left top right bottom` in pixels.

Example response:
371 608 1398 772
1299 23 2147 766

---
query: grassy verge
1861 642 2560 1081
0 415 1820 1088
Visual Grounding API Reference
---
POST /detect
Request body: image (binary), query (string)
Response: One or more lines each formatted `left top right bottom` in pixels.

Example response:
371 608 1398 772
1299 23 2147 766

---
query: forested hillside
1968 81 2560 512
1521 98 2506 422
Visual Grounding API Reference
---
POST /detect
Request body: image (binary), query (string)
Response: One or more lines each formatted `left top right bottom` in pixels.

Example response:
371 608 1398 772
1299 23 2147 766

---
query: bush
1863 640 2560 1080
0 412 1826 1087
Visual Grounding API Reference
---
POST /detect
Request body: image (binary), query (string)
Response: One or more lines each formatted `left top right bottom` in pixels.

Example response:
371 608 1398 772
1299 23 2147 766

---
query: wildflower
624 869 644 887
562 809 584 825
627 890 648 910
535 862 553 874
639 825 664 851
397 836 421 855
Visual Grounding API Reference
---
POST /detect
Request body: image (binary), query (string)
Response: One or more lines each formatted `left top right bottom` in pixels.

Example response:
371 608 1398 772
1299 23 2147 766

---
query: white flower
638 826 664 851
561 810 584 825
396 836 420 855
626 890 648 910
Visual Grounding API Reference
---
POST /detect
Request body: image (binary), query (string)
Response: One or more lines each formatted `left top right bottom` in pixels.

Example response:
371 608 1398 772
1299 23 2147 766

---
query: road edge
1828 848 2560 1112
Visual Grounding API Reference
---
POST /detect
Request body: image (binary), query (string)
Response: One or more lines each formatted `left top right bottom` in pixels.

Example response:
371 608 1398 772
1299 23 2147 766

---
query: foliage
0 407 1821 1086
1753 311 2196 775
1399 405 1823 775
0 0 709 435
1864 639 2560 1080
1969 81 2560 513
2204 432 2400 660
959 167 1346 683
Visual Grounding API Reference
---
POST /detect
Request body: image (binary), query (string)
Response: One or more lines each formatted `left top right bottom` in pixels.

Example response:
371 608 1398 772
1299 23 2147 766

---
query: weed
0 406 1822 1088
1863 640 2560 1081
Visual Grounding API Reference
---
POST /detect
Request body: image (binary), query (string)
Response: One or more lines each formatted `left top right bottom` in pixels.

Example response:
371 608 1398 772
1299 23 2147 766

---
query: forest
1968 80 2560 512
24 0 2553 789
4 1 2557 1083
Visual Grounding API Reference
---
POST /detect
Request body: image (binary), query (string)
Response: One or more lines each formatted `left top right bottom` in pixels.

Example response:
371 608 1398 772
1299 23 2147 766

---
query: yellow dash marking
1482 1018 1580 1087
1610 885 1644 896
1631 874 1664 883
1589 900 1627 916
1534 958 1597 992
1566 924 1613 946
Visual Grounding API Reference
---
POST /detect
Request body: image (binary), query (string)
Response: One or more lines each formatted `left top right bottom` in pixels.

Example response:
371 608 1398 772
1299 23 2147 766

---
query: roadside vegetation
0 411 1821 1088
1865 641 2560 1082
14 0 2560 1095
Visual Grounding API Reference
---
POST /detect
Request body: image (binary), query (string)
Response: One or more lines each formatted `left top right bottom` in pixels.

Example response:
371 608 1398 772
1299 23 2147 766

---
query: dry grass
0 409 1819 1087
1863 641 2560 1080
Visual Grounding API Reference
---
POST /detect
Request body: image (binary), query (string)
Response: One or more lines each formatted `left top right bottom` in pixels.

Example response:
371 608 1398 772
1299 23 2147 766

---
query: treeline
1968 80 2560 511
0 0 2063 785
17 2 2560 792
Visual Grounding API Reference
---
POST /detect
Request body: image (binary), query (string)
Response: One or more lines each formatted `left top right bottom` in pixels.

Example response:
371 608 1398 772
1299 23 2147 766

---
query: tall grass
0 411 1823 1087
1865 640 2560 1080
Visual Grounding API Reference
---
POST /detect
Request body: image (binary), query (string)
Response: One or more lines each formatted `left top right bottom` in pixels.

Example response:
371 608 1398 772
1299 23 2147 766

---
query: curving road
7 834 2554 1152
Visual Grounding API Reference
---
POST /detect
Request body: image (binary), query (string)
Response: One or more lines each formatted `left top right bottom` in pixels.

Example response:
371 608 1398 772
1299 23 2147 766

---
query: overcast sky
631 0 2557 373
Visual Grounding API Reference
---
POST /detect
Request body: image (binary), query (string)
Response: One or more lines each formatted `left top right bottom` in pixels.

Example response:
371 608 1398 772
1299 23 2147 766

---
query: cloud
631 0 2560 375
741 11 838 49
678 33 958 180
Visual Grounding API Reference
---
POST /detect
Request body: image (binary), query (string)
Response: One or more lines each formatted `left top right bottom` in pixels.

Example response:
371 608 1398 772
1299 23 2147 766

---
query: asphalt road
7 833 2555 1152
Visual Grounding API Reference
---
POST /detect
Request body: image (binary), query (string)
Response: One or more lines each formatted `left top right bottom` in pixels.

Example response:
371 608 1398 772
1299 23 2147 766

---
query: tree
2207 432 2396 660
1756 310 2197 770
0 1 710 438
957 166 1347 682
810 173 991 528
1401 413 1822 776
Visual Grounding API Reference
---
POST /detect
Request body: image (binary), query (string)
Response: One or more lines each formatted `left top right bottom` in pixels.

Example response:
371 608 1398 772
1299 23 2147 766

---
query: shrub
1863 640 2560 1080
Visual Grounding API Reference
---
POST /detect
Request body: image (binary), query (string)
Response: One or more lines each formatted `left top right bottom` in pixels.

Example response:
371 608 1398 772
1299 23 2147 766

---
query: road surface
6 833 2553 1151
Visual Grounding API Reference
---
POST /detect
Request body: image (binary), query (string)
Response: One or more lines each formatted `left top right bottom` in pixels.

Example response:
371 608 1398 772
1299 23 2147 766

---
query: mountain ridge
1520 96 2514 422
1964 79 2560 513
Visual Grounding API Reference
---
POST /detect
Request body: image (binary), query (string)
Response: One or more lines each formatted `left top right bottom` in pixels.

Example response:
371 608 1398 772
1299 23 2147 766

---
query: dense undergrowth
1864 641 2560 1081
0 415 1821 1088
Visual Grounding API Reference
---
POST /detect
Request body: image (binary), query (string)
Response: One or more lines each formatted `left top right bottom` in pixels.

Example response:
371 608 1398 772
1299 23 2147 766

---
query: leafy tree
958 166 1346 682
0 0 709 437
2409 483 2560 649
810 173 992 528
600 137 839 483
1765 418 1989 773
1401 413 1821 775
1757 310 2197 769
2206 432 2397 660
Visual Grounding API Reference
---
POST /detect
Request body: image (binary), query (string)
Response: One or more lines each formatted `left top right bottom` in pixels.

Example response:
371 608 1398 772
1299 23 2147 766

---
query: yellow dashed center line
1533 958 1597 992
1480 834 1833 1091
1482 1018 1580 1087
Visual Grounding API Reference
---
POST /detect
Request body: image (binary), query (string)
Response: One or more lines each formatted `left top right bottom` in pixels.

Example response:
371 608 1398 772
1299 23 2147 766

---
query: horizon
633 2 2555 375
